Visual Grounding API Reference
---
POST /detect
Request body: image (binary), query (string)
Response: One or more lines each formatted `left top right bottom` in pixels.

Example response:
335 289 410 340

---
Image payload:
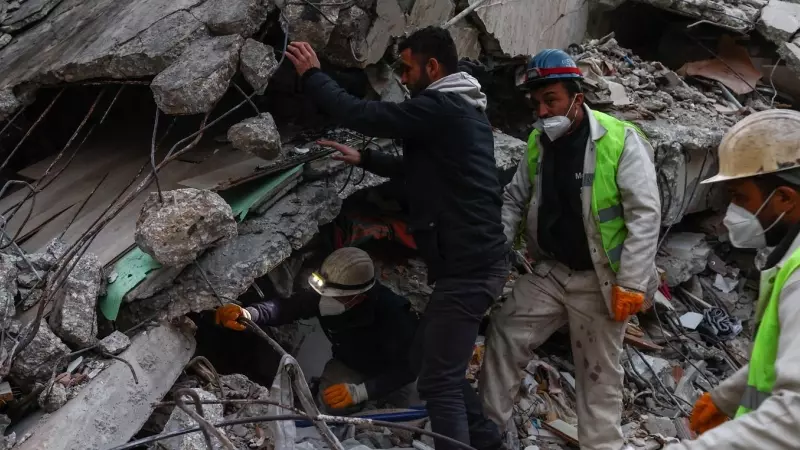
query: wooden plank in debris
177 156 272 190
543 419 579 447
624 333 664 352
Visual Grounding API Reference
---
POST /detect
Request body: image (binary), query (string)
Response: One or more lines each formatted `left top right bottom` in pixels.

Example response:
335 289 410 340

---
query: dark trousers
411 259 509 450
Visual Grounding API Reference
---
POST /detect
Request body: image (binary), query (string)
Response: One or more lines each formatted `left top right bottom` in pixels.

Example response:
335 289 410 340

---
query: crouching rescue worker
480 49 661 450
661 109 800 449
215 247 418 413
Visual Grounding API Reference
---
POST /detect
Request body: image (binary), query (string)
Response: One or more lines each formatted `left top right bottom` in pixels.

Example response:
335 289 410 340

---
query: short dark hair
530 78 583 96
398 26 458 75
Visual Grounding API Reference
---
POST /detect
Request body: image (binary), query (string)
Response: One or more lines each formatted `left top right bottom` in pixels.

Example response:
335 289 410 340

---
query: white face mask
533 95 577 141
723 190 786 249
318 296 346 316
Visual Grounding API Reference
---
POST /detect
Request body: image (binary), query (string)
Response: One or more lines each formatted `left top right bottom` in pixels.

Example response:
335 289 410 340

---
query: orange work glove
214 304 251 331
322 383 368 409
612 285 645 321
690 392 728 434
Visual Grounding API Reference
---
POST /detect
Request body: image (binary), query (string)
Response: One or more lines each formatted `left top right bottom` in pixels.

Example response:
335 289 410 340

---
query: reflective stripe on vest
526 110 643 272
736 246 800 416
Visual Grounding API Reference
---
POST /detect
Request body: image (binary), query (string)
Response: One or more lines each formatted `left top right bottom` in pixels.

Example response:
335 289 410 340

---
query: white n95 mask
318 296 346 316
533 96 577 141
723 190 785 249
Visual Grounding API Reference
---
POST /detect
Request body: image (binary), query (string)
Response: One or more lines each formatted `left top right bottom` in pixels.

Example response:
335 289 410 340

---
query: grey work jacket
502 105 662 318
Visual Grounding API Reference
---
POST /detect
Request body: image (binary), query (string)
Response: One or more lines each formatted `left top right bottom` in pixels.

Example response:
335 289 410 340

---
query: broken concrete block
283 1 341 49
98 330 131 355
135 188 238 267
324 5 371 67
0 254 17 326
0 88 20 122
0 34 10 50
448 23 481 60
49 253 103 348
757 0 800 45
493 131 527 173
365 64 407 103
10 322 70 388
191 0 272 37
38 382 68 413
227 112 282 160
779 39 800 78
0 0 61 32
151 35 243 115
15 323 196 450
363 0 405 65
240 38 277 94
159 388 226 450
656 233 712 287
643 415 678 438
20 238 67 272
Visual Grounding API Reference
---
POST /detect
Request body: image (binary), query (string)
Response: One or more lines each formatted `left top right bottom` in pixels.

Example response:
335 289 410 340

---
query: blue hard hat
515 49 583 89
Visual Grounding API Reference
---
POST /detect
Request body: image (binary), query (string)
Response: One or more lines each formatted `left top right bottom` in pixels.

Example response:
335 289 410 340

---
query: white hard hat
702 109 800 184
308 247 375 297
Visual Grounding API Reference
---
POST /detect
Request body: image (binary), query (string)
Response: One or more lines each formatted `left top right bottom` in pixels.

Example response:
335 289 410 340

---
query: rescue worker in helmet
659 110 800 449
481 49 661 450
215 247 419 413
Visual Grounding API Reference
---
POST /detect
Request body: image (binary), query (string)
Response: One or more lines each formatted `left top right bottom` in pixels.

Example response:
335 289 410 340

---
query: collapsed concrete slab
15 323 196 450
124 181 342 320
0 0 63 33
363 0 405 65
191 0 273 37
756 0 800 45
49 253 104 348
448 23 481 60
780 38 800 76
158 388 227 450
0 0 211 106
630 0 766 31
97 330 131 355
407 0 454 31
468 0 588 57
135 188 238 267
9 322 70 388
240 38 277 94
151 34 243 115
227 112 283 160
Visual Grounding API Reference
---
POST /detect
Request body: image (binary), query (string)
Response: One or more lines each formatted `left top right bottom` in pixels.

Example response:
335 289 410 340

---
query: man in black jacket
216 247 419 413
285 27 508 450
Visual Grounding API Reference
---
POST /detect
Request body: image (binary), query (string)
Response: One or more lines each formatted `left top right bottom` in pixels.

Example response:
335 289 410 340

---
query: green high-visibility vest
526 110 641 272
735 246 800 416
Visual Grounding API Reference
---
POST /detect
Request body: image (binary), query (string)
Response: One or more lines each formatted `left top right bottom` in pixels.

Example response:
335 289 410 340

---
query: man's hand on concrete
318 140 361 165
286 41 321 76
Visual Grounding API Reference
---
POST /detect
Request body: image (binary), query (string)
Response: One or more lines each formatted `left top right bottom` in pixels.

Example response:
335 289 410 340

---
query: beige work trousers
480 262 626 450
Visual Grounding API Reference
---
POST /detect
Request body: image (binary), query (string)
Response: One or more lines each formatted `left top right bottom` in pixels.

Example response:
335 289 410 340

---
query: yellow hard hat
308 247 375 297
702 109 800 184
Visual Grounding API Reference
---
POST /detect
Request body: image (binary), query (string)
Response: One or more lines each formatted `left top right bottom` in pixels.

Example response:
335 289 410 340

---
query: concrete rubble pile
0 0 793 448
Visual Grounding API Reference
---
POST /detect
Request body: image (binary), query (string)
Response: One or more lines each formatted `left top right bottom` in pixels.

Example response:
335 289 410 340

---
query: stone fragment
239 38 277 94
151 35 243 115
0 33 10 50
757 0 800 45
15 324 196 450
10 322 70 388
20 238 67 272
0 254 17 326
227 112 282 160
191 0 272 36
407 0 454 31
97 330 130 355
159 388 227 450
778 39 800 77
493 131 527 173
283 1 340 49
0 0 61 32
323 5 371 67
0 88 20 122
643 415 678 438
365 64 407 103
135 188 238 267
0 414 15 450
363 0 405 65
38 382 68 412
656 233 711 287
448 23 481 60
49 253 104 348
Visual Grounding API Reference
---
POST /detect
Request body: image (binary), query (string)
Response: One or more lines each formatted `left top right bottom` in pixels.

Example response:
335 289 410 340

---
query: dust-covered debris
191 0 274 37
97 330 131 355
656 233 712 286
10 322 70 388
227 112 283 160
240 38 278 94
135 188 238 267
38 382 68 412
0 254 18 327
49 253 104 348
158 388 227 450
